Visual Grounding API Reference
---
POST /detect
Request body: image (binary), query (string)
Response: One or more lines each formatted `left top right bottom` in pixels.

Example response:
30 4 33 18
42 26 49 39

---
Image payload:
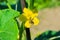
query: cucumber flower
22 8 39 28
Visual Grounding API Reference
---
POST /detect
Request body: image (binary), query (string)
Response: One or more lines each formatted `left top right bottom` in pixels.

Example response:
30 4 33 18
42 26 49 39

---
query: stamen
29 17 34 24
30 20 34 24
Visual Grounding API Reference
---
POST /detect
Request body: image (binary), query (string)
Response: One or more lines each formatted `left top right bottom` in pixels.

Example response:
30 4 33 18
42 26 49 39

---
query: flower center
29 18 34 24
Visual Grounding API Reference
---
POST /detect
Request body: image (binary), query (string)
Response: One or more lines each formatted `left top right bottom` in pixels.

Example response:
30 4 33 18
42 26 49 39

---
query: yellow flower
23 8 39 28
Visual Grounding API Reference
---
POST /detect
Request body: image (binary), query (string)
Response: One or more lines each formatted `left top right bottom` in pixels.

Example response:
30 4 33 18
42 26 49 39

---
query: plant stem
7 3 12 9
20 0 31 40
26 28 31 40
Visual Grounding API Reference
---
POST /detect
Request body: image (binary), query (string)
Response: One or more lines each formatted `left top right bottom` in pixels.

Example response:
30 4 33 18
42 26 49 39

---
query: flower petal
23 13 30 19
31 13 38 19
33 17 39 25
25 20 31 28
23 8 33 15
23 8 33 19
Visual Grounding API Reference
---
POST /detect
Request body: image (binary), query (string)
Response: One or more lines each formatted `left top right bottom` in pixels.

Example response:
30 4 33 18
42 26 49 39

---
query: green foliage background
26 0 60 11
0 0 18 5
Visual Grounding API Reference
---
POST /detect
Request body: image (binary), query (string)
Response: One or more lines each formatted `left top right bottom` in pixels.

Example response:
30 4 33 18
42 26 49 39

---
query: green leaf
0 9 20 40
0 9 20 26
